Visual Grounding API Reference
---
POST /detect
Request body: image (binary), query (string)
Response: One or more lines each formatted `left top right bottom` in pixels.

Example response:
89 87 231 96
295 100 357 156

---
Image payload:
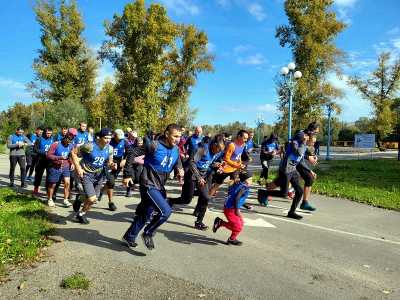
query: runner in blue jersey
56 127 68 142
33 128 54 196
26 127 43 181
184 126 203 158
122 124 183 250
169 134 226 230
71 128 116 224
7 127 32 188
46 128 77 207
74 122 89 146
259 133 280 182
245 132 255 153
99 129 127 211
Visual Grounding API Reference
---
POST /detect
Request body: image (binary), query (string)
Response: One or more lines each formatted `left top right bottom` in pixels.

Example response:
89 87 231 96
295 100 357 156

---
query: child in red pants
212 172 252 246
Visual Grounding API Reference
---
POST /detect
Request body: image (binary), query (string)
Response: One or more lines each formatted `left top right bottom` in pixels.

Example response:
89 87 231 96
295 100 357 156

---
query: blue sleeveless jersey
38 137 54 154
74 130 89 145
29 134 39 144
11 134 25 144
228 142 245 162
54 142 73 157
286 140 305 165
57 133 66 142
195 144 212 170
110 139 125 158
81 143 110 170
266 142 279 152
225 182 250 209
144 142 179 173
246 139 254 151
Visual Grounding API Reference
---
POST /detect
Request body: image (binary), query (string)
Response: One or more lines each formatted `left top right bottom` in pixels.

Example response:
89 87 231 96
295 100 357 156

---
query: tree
87 80 123 130
29 0 97 104
354 117 374 133
348 52 400 147
276 0 346 130
100 1 213 132
45 97 87 129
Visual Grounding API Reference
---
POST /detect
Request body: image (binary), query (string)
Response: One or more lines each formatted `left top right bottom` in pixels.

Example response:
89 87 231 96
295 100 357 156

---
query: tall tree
99 0 177 131
348 52 400 147
276 0 346 130
29 0 97 104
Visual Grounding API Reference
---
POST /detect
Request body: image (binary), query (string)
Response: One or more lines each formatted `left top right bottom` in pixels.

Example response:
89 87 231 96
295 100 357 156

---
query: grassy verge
313 159 400 210
61 272 90 290
0 144 6 154
253 159 400 210
0 188 53 278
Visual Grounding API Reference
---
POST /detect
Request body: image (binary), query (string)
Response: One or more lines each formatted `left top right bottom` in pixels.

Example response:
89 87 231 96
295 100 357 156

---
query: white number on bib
94 157 105 166
160 156 174 169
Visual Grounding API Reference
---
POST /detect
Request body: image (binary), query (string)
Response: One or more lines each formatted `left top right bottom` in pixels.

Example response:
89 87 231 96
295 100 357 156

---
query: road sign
354 134 375 148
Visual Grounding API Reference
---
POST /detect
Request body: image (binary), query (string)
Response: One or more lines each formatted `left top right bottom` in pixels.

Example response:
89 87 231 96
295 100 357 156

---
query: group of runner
6 121 319 249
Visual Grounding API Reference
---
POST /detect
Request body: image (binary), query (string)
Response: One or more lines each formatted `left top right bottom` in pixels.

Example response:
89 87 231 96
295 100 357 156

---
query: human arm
71 146 84 178
7 135 20 149
234 187 246 216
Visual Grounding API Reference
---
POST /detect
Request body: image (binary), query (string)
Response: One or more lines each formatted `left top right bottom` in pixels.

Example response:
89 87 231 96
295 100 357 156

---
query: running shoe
21 183 28 188
76 213 90 224
122 236 138 248
194 222 209 231
257 189 269 206
9 182 15 188
47 199 56 207
26 176 32 182
227 239 243 246
242 204 253 210
63 199 72 207
212 217 222 233
141 233 155 250
108 202 117 211
287 211 303 220
300 202 316 211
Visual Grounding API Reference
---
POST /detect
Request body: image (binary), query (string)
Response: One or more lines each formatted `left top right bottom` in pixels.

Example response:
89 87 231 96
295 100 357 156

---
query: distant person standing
314 140 320 156
246 132 255 153
26 127 43 181
7 127 32 188
259 133 280 182
74 122 89 146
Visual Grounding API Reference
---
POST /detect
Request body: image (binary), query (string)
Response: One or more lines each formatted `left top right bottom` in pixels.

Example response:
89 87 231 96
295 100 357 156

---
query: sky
1 0 400 127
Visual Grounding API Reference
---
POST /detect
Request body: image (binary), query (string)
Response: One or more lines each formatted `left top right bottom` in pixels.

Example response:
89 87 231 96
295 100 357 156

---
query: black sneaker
242 203 253 210
76 213 90 224
227 239 243 246
122 236 138 248
194 222 209 231
9 182 15 187
108 202 117 211
287 211 303 220
98 192 103 202
212 217 222 233
73 199 83 213
21 183 28 188
141 233 155 250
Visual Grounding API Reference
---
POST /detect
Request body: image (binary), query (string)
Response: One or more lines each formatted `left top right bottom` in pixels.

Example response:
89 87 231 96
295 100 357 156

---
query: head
97 128 112 146
236 129 249 145
88 126 94 134
304 122 319 145
210 134 225 154
194 126 202 136
63 128 77 145
114 129 125 141
79 122 87 132
294 131 308 143
126 127 132 134
61 127 68 136
15 127 24 136
44 128 53 138
164 123 182 147
269 133 278 142
232 171 253 186
248 132 254 139
180 127 186 135
136 137 143 146
35 127 43 136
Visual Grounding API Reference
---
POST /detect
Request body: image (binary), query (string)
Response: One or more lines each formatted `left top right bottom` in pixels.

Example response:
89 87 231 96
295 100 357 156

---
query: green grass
0 188 53 277
0 144 6 154
60 272 90 290
253 159 400 211
313 159 400 210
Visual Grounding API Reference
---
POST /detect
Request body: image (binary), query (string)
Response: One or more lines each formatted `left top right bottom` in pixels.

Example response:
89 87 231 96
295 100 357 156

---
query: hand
199 178 206 187
234 209 241 216
76 167 85 178
70 164 75 171
310 171 317 179
178 168 184 177
122 177 133 187
110 162 118 170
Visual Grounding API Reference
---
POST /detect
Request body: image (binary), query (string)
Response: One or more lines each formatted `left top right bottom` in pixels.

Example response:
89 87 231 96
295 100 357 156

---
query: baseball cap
114 129 125 139
126 127 132 133
68 128 78 137
97 128 112 138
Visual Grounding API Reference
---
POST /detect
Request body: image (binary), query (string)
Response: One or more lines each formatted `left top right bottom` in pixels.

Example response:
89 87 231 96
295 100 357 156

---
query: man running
71 128 116 224
169 134 226 230
185 126 203 157
7 127 31 188
26 127 43 181
99 129 127 211
121 124 183 250
33 128 54 196
259 133 280 183
209 130 249 196
74 122 89 146
46 128 77 207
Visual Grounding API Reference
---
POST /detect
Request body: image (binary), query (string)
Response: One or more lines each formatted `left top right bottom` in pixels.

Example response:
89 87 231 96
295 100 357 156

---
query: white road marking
243 217 276 228
255 213 400 246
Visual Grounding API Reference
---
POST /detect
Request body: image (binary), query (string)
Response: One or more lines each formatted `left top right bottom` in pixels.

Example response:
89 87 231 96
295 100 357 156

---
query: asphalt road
0 154 399 300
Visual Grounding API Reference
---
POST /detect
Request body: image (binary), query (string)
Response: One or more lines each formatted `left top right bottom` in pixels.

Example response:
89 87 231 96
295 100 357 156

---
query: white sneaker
48 199 55 207
63 199 72 207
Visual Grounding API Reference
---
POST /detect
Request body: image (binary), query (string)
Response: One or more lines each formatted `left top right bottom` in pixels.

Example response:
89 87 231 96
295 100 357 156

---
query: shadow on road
158 227 225 246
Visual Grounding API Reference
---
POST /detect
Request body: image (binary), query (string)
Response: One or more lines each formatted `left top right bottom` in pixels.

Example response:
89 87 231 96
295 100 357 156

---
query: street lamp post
326 104 333 161
281 62 302 141
255 114 265 145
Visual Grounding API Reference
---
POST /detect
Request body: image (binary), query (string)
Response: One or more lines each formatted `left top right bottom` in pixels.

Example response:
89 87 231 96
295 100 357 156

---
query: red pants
222 208 244 240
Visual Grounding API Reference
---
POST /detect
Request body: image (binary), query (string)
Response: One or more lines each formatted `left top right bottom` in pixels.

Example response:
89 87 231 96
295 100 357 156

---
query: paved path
0 155 399 299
